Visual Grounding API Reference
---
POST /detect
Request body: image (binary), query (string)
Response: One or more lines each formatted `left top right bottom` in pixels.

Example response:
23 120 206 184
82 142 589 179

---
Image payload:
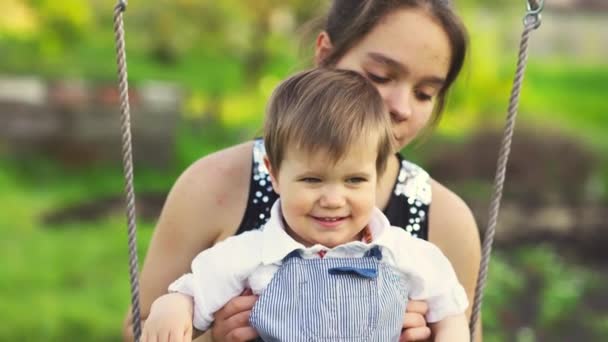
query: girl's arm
122 142 254 341
429 179 482 341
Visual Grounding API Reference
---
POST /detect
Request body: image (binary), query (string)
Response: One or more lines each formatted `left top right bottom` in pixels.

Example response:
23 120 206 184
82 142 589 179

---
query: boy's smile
310 215 349 228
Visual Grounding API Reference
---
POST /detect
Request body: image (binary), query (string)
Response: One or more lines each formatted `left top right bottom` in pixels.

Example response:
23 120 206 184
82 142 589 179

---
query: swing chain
524 0 544 29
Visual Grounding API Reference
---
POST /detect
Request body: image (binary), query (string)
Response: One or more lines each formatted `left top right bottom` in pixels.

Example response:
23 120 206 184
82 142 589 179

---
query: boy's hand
142 293 194 342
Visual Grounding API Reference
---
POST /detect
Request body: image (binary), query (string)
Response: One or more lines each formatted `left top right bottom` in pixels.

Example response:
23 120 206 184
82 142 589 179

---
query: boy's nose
319 187 345 208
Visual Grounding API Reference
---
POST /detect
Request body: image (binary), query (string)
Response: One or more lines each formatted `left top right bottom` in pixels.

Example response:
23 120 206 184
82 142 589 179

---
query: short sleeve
388 229 469 323
168 230 263 331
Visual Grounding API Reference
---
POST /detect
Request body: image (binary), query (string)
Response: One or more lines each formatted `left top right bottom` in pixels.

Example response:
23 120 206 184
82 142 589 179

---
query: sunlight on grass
521 62 608 152
0 160 155 340
0 211 153 340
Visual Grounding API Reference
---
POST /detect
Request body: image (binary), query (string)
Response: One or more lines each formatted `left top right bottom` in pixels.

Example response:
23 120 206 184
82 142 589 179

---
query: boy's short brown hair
264 68 394 175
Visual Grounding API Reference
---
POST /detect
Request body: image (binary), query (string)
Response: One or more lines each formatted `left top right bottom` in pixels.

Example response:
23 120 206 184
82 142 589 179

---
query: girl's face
317 8 452 149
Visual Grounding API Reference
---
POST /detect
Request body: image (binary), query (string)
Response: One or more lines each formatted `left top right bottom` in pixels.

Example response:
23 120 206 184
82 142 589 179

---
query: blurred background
1 0 606 341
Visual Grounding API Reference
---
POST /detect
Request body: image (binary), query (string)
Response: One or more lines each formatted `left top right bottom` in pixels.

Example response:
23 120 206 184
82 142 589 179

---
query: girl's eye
366 72 391 84
300 177 321 183
415 90 433 102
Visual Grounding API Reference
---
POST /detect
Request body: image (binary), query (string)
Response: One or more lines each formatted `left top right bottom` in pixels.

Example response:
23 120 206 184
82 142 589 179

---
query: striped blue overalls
250 246 410 341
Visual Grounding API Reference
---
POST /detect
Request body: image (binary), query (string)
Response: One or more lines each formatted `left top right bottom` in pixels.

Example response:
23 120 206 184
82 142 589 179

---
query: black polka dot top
235 139 431 240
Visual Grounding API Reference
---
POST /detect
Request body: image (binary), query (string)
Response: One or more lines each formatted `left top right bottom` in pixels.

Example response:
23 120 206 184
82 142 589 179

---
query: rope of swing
113 1 143 341
469 1 544 340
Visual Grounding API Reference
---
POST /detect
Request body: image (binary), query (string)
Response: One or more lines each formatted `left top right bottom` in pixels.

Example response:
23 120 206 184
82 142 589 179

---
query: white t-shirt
169 200 468 331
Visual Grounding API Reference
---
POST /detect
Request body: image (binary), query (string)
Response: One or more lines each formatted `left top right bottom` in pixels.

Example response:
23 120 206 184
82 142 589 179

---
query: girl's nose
385 87 413 122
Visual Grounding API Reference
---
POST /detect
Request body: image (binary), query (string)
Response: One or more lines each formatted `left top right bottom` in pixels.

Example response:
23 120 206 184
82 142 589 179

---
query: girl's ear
314 31 333 66
263 156 280 195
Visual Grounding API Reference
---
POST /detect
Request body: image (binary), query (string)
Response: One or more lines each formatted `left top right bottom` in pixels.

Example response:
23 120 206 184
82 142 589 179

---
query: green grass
0 162 154 341
0 217 153 341
0 119 248 340
521 62 608 152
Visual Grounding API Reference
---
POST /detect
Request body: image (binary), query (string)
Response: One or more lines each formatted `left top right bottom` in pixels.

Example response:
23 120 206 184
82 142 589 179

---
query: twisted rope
112 2 142 341
469 5 542 340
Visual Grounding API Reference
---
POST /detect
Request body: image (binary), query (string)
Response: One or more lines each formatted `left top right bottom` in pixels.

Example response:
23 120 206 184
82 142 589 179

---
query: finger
241 288 253 296
144 331 158 342
213 308 254 340
171 328 189 342
223 310 252 335
402 312 426 329
146 328 159 342
182 325 193 342
141 325 149 342
214 295 258 322
406 300 429 315
159 328 170 342
225 326 259 342
167 329 176 342
399 326 432 342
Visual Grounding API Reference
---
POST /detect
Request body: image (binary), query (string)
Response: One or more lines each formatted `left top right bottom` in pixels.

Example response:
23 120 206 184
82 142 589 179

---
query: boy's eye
346 177 367 184
366 72 390 84
300 177 321 183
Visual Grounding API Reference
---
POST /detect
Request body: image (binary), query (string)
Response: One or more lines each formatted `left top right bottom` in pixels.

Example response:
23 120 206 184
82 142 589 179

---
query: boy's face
266 139 378 248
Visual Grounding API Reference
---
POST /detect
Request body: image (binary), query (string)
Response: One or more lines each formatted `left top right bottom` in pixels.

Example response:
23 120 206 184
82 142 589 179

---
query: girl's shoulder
428 178 478 242
169 141 256 239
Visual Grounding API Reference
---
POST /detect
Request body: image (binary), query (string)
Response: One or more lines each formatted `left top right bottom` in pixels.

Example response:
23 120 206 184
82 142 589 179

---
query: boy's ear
263 156 280 195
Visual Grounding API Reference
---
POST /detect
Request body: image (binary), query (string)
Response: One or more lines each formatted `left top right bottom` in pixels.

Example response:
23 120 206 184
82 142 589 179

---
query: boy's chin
316 235 352 249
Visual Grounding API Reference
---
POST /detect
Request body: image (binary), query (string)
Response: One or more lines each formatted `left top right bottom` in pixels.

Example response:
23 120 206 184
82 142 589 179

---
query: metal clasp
524 0 544 29
117 0 128 12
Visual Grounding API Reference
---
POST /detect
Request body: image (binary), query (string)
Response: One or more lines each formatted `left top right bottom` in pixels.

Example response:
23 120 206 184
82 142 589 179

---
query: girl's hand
142 293 194 342
210 289 259 342
400 300 432 341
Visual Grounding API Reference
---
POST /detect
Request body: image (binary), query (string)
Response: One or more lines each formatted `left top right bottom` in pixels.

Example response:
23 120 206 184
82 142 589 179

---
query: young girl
125 1 481 341
142 69 469 341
